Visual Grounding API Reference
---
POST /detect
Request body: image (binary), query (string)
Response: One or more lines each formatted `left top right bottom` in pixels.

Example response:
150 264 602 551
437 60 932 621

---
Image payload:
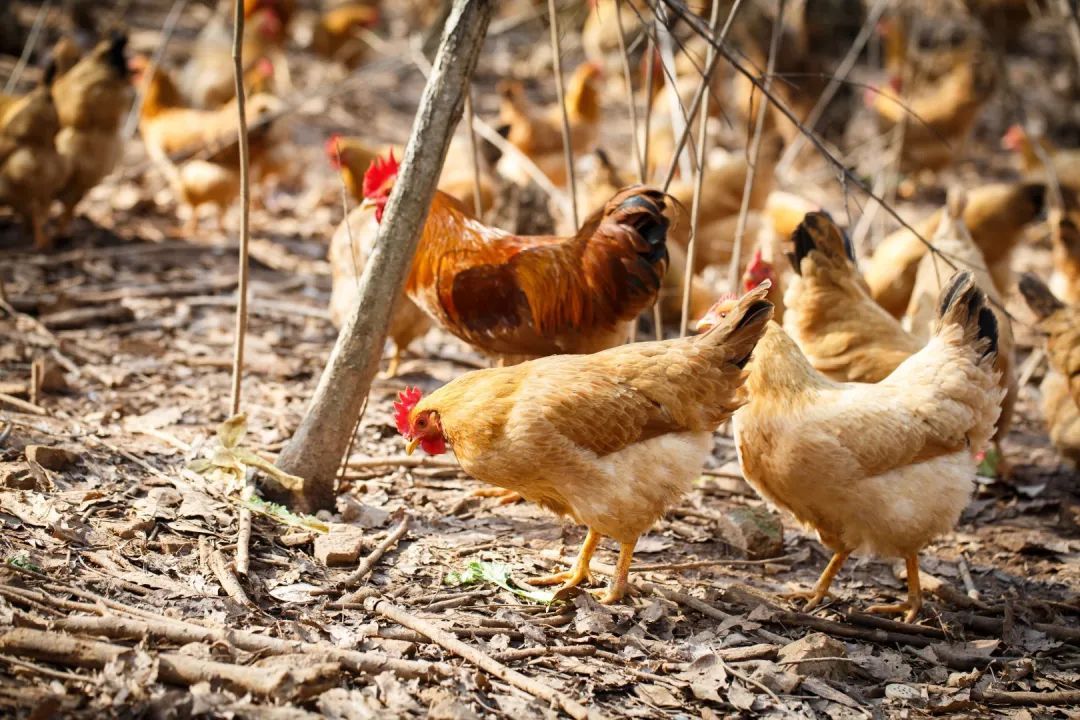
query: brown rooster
361 151 671 360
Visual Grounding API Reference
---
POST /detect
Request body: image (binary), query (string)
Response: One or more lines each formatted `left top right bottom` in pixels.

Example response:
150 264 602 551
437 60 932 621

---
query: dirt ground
1 1 1079 718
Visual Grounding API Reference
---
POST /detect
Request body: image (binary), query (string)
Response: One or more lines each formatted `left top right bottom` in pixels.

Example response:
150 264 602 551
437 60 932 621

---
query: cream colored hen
712 271 1002 621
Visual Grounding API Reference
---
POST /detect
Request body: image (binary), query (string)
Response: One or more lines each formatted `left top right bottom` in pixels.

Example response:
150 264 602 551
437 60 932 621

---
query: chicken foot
528 529 600 589
469 487 523 505
786 550 850 612
592 540 635 605
866 553 923 623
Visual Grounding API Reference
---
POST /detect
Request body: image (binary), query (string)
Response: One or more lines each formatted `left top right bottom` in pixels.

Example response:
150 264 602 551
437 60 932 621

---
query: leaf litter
0 0 1078 718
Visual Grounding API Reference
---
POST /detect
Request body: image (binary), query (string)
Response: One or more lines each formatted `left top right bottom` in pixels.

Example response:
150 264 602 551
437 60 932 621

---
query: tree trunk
274 0 493 512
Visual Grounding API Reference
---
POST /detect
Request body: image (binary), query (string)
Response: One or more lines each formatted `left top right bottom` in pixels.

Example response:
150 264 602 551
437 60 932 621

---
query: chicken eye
416 417 427 429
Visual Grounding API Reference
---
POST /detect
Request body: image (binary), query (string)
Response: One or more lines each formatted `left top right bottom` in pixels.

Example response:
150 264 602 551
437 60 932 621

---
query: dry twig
547 0 578 228
727 0 782 294
339 513 410 588
365 597 595 720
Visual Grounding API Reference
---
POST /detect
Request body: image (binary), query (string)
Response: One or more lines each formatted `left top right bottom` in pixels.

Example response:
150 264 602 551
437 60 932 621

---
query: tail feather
936 271 998 361
787 211 854 275
1018 272 1064 320
699 280 774 367
104 32 129 80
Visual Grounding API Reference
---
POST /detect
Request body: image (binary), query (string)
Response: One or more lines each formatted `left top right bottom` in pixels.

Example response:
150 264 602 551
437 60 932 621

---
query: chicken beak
359 198 376 213
405 437 421 456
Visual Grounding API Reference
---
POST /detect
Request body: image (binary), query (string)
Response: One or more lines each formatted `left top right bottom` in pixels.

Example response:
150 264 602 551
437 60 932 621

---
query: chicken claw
866 554 923 623
528 530 600 590
589 541 636 604
470 487 523 505
786 550 850 612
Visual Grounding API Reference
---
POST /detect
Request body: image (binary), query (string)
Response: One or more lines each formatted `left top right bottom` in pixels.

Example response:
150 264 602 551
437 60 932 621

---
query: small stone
24 445 79 471
777 632 850 680
714 505 784 559
313 524 366 566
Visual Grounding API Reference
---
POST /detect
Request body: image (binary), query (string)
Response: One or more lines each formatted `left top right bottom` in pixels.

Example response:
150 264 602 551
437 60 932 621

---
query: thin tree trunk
274 0 494 512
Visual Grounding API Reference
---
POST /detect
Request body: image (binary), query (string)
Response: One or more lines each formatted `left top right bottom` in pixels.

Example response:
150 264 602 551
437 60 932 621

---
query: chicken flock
2 0 1080 623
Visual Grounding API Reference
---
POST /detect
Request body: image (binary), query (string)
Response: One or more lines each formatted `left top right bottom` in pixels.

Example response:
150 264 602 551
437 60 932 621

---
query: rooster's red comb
393 386 423 435
363 150 399 200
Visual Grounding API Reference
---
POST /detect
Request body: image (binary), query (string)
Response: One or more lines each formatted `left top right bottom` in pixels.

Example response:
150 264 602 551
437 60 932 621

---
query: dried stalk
680 0 722 338
18 591 440 679
3 0 51 94
0 627 337 699
726 0 782 293
658 0 743 193
229 0 252 417
463 88 484 217
774 0 888 177
276 0 493 511
658 0 963 273
229 0 254 574
547 0 579 228
655 4 693 180
123 0 188 138
365 597 595 720
1057 0 1080 76
615 0 646 181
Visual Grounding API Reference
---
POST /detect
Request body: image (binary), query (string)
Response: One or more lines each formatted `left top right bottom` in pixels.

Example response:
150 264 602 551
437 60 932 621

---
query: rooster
361 151 671 359
715 271 1002 621
395 283 773 603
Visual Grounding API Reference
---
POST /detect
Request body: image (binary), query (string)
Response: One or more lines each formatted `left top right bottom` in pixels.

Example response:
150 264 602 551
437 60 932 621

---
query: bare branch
547 0 579 227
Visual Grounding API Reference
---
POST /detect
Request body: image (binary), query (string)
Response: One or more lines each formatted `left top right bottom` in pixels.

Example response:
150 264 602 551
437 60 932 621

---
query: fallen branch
347 454 461 470
0 392 47 416
492 644 596 662
39 606 439 679
338 513 410 588
365 596 595 720
40 305 135 330
941 611 1080 645
634 554 799 572
974 687 1080 706
209 548 253 606
0 627 338 700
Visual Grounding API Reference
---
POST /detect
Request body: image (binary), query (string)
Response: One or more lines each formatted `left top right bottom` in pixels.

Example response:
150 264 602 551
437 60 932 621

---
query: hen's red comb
325 134 343 167
363 150 399 200
1001 124 1026 150
393 386 423 435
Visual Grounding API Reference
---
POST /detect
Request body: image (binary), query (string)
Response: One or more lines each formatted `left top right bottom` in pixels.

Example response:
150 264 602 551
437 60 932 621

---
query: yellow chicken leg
787 550 850 611
867 554 923 623
469 487 523 505
528 529 600 589
383 347 402 379
592 539 636 604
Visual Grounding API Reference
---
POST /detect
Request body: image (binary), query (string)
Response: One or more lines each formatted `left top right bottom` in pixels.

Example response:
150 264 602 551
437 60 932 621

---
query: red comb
393 386 423 435
362 150 399 200
1001 124 1025 150
254 57 274 78
325 134 343 167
